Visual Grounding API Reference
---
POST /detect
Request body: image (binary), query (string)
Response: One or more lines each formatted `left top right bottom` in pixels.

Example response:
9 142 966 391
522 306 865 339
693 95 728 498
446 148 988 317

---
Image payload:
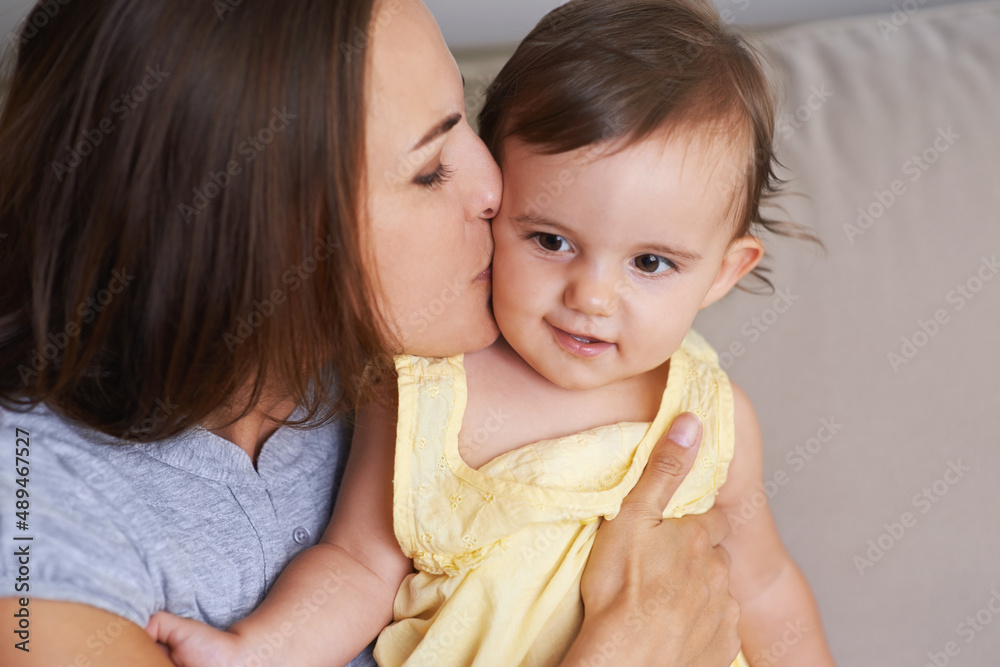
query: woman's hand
145 612 248 667
565 412 741 667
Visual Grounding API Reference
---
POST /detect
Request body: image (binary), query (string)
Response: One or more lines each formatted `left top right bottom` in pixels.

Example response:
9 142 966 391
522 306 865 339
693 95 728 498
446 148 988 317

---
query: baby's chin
516 346 624 391
542 373 610 391
493 325 605 392
503 333 675 394
534 360 673 394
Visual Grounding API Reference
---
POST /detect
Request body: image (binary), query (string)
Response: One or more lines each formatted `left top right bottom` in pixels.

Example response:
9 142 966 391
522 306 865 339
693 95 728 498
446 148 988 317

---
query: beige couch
458 2 1000 663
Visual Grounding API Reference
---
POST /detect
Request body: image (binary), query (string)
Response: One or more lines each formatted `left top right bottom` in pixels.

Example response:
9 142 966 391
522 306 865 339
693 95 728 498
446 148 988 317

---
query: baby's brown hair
479 0 809 292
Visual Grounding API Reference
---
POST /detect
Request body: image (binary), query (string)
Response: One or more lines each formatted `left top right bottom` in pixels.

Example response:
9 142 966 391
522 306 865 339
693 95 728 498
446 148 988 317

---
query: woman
0 1 739 665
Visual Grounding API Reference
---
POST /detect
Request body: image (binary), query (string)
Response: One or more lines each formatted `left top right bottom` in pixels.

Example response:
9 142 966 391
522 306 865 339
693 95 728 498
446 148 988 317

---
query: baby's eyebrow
513 213 573 234
641 243 702 262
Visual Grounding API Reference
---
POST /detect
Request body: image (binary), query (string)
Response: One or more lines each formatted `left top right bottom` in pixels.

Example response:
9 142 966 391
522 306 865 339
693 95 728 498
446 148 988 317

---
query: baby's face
491 131 755 390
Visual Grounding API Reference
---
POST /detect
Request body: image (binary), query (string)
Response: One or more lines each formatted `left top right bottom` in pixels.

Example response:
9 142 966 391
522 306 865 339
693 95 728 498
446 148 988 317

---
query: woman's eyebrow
411 113 462 152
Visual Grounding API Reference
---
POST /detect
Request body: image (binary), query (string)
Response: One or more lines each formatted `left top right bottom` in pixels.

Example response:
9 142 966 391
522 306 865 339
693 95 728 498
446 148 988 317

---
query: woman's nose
464 136 502 221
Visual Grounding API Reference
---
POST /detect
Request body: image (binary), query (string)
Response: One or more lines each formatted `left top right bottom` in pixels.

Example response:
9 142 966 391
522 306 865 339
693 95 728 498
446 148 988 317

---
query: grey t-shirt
0 404 376 666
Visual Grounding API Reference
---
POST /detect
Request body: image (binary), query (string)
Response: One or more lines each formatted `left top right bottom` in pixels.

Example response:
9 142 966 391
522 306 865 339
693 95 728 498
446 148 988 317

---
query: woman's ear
699 235 764 309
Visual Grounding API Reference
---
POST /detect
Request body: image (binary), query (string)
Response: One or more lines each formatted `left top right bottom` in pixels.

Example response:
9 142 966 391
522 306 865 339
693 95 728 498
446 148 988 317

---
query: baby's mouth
548 323 615 358
569 333 605 345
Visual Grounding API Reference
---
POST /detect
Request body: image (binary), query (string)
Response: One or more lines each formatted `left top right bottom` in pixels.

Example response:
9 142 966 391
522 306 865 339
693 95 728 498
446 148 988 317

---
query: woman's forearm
0 598 175 667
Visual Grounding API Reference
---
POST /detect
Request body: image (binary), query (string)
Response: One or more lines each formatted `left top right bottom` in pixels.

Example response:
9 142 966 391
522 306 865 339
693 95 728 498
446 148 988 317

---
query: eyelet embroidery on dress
385 336 734 659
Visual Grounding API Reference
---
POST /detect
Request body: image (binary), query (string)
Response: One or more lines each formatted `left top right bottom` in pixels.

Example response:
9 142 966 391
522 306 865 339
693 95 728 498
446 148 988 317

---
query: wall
426 0 969 49
0 0 30 49
0 0 974 53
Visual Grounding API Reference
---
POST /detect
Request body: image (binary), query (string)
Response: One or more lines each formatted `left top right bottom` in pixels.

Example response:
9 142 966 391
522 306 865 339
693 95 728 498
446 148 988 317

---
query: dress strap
659 331 736 518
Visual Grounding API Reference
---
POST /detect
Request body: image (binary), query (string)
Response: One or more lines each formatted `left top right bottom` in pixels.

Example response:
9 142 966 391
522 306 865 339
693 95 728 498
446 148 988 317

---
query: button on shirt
0 404 376 666
293 526 312 545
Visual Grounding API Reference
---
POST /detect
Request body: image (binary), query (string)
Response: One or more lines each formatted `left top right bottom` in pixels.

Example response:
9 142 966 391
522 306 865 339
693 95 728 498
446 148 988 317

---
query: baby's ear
699 235 764 309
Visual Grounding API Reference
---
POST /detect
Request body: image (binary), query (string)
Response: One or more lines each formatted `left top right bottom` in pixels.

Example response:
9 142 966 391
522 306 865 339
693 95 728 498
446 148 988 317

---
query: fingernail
668 413 701 448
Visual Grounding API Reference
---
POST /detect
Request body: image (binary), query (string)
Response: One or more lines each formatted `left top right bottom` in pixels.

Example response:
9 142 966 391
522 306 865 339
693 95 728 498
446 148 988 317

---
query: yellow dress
374 330 750 667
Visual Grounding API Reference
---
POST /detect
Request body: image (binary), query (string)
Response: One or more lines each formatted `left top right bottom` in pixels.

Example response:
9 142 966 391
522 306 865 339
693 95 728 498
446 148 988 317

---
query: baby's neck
458 337 670 470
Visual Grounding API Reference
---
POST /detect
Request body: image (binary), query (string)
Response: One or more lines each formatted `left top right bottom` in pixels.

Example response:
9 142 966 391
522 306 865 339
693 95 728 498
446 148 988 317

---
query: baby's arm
713 381 836 666
147 393 412 667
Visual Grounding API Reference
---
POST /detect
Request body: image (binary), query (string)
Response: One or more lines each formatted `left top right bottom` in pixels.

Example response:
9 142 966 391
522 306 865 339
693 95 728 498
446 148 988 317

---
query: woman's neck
206 397 299 466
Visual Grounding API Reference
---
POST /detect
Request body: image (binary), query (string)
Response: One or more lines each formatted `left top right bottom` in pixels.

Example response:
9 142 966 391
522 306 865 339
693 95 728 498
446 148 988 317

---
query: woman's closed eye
632 253 676 275
530 232 572 253
413 163 455 189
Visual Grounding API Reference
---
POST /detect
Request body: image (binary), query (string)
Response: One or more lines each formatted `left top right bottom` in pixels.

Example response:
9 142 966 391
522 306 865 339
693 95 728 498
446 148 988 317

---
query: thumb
621 412 702 518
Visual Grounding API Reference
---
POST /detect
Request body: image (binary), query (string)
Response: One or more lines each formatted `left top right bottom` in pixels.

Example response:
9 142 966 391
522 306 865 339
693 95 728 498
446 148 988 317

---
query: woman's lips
549 323 614 358
475 265 492 282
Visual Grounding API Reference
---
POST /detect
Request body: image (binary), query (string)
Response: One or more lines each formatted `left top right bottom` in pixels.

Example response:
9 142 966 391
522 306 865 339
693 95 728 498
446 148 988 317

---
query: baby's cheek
635 322 686 366
490 243 523 301
491 273 521 326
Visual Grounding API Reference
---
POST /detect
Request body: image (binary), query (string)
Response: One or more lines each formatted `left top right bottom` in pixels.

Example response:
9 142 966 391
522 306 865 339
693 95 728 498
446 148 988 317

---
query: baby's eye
633 254 675 275
532 233 571 253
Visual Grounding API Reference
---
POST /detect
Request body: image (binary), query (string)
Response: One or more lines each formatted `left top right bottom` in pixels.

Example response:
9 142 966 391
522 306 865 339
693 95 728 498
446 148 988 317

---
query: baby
151 0 835 665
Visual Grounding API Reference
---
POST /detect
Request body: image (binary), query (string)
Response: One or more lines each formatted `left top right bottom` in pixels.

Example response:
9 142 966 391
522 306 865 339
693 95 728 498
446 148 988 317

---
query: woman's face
364 0 502 358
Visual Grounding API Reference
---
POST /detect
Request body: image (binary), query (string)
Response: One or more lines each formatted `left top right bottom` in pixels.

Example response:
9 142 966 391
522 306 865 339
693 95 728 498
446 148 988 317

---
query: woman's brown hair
479 0 814 292
0 0 384 440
